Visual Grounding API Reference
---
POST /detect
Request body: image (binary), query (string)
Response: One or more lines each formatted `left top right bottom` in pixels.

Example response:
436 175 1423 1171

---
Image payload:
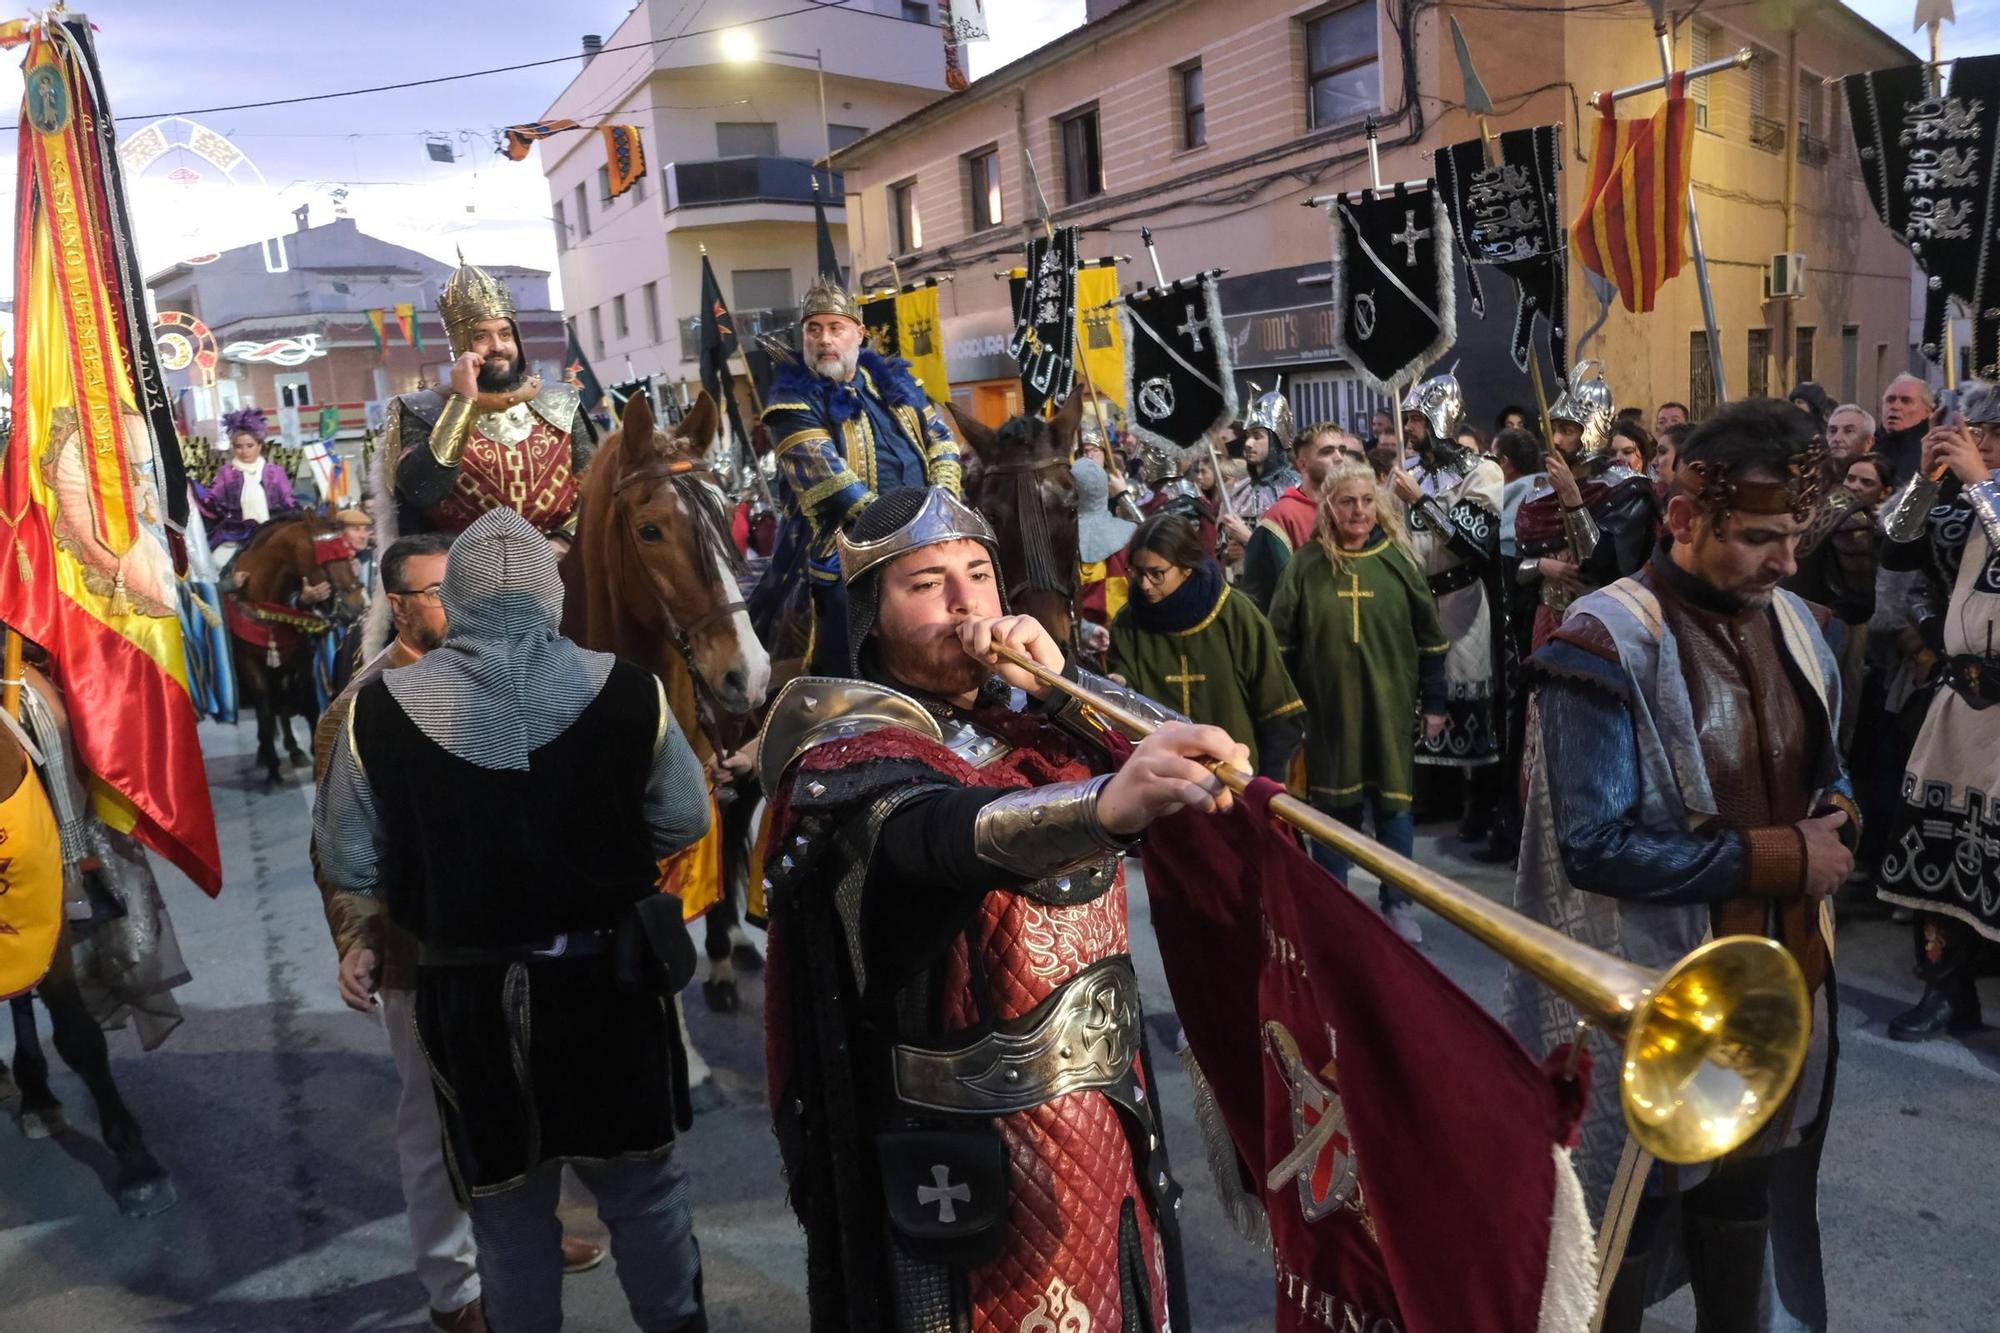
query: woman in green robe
1108 513 1304 780
1268 459 1448 943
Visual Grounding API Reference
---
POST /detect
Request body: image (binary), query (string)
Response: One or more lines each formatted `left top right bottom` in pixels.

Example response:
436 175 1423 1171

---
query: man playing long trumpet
755 485 1245 1332
1506 398 1859 1333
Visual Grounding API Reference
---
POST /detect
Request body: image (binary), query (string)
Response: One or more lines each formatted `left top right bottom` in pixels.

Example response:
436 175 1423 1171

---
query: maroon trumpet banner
1140 778 1590 1333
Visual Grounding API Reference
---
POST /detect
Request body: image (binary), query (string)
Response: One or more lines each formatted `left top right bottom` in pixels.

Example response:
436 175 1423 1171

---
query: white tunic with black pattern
1407 457 1504 765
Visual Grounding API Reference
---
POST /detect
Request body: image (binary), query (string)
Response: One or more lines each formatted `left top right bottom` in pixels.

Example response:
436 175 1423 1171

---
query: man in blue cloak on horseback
759 274 962 675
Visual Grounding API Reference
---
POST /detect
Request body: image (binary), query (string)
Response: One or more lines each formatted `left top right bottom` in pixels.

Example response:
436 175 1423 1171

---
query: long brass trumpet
988 641 1811 1166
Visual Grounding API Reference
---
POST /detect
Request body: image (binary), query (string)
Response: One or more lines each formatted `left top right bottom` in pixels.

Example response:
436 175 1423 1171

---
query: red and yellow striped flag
393 301 418 348
0 19 219 893
365 307 386 354
1572 72 1695 315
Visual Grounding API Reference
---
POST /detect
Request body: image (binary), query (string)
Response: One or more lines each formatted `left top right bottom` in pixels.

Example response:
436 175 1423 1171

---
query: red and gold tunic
389 383 586 538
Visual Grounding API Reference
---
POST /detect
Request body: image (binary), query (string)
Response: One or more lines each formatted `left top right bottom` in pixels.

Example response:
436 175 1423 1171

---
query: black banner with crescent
1118 272 1237 451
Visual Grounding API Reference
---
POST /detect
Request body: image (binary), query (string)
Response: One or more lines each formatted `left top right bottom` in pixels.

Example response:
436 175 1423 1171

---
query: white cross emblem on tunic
1390 209 1432 266
917 1164 971 1224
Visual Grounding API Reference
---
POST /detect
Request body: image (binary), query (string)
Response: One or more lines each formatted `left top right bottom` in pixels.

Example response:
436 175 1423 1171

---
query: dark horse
225 513 367 783
578 392 773 1018
947 390 1085 649
0 668 176 1216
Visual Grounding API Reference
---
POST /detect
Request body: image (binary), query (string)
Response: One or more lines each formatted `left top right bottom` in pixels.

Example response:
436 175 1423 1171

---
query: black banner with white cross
1434 124 1566 383
1329 181 1458 394
1009 225 1080 417
1118 272 1238 450
1846 55 2000 380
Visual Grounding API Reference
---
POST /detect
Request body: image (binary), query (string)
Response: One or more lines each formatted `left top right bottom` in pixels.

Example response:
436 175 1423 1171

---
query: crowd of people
289 252 2000 1333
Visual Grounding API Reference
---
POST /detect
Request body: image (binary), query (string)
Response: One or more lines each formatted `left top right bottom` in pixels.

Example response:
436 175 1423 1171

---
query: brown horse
579 392 773 1017
226 513 367 783
947 390 1085 650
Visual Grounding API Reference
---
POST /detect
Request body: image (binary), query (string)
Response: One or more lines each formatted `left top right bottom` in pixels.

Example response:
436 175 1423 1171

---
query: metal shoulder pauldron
755 675 945 793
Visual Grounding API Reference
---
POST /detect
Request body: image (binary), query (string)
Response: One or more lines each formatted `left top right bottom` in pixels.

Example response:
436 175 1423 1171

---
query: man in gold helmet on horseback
386 252 591 551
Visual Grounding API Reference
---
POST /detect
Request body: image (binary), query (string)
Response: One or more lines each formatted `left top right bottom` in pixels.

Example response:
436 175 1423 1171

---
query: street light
719 28 833 178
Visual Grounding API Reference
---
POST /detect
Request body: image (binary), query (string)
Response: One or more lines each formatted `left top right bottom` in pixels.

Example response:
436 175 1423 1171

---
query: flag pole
2 627 20 719
1922 0 1960 397
1024 148 1115 446
1647 4 1729 402
1362 117 1409 460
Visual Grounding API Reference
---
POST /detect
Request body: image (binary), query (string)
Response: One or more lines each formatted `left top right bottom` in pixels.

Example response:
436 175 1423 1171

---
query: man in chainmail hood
315 507 713 1333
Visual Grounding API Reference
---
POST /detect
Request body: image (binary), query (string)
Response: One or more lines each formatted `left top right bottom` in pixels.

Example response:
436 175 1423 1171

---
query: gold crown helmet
438 248 519 358
800 273 863 326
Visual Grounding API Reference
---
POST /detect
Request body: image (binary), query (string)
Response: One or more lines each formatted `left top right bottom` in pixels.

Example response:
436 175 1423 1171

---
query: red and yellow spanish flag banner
1571 71 1695 315
601 124 646 200
0 19 220 894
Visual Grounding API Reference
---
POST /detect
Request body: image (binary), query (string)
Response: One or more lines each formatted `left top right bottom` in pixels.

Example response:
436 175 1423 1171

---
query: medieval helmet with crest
437 248 520 359
836 487 1002 672
1549 359 1618 462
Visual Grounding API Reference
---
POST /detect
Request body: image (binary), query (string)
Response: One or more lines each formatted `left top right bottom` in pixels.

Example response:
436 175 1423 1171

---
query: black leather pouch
614 893 697 997
876 1126 1010 1267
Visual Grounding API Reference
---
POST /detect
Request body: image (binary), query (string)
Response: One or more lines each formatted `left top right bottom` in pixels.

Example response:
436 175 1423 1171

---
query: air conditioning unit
1765 252 1807 300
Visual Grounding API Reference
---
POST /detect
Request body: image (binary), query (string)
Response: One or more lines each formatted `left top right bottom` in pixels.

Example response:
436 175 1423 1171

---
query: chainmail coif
383 507 613 770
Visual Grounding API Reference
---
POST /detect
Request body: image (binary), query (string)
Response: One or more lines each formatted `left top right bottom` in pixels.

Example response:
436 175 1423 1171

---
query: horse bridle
979 453 1076 603
613 457 751 749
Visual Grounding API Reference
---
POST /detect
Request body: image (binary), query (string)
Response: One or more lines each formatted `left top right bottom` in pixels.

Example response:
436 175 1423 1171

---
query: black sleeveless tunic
351 661 691 1196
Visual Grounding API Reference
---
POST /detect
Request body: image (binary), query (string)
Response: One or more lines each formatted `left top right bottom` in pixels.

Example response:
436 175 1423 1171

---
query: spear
1917 0 1959 399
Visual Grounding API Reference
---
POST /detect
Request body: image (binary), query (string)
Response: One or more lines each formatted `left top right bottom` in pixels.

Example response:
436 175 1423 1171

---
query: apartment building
832 0 1915 428
540 0 952 388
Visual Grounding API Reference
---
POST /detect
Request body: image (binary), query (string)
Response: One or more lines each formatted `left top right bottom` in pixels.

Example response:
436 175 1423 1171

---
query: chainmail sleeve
642 676 713 857
312 701 387 898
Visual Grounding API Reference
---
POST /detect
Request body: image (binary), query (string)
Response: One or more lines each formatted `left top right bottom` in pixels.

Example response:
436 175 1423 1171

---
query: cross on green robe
1108 584 1304 776
1267 535 1448 812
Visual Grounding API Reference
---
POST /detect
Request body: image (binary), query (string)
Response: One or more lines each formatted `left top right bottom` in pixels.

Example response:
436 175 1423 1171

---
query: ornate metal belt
892 960 1142 1116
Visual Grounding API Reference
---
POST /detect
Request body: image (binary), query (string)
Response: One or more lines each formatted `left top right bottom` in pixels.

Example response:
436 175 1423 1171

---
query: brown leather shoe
562 1234 607 1274
430 1297 488 1332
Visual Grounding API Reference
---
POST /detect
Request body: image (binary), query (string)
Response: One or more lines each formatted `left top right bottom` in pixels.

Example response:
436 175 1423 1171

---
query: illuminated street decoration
153 310 219 385
222 335 327 367
117 115 291 274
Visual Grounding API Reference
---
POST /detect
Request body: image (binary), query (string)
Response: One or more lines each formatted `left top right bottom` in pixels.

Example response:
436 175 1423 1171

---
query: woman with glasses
1267 459 1448 944
1107 512 1303 782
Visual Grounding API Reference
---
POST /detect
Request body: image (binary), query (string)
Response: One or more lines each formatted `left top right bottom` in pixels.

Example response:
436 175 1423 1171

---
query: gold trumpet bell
1620 936 1811 1165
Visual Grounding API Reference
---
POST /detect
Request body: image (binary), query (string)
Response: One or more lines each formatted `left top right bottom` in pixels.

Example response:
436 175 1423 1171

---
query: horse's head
581 392 771 715
238 513 368 625
948 392 1083 644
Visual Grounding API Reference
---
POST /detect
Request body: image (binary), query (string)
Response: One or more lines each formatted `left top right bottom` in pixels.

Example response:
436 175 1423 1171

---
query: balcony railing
1798 132 1830 167
676 306 802 353
663 156 846 212
1749 115 1787 154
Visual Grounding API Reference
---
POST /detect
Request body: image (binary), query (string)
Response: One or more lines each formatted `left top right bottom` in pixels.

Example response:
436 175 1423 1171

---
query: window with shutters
1748 47 1785 153
1691 332 1717 418
966 147 1002 231
716 122 780 157
1689 23 1717 130
891 179 922 253
1747 328 1771 398
1795 327 1816 386
1178 61 1206 149
1304 2 1380 131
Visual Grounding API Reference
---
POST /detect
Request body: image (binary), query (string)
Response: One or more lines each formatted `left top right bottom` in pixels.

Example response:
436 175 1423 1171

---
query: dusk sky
0 0 1972 305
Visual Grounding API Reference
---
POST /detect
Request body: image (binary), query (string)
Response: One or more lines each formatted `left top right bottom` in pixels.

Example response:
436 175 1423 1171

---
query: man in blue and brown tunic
1507 398 1858 1333
760 275 961 674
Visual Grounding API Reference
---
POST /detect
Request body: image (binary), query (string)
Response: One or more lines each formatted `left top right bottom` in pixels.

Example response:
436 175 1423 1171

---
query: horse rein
612 456 752 754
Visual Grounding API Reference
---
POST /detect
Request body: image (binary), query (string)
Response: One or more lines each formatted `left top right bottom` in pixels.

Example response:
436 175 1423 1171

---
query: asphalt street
2 716 1997 1331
